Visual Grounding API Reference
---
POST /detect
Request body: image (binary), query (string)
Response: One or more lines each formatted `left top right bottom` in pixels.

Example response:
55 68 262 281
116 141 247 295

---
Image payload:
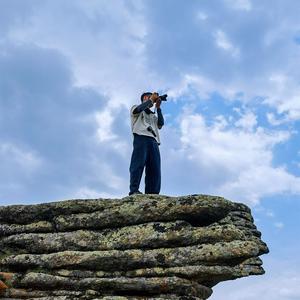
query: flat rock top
0 194 250 224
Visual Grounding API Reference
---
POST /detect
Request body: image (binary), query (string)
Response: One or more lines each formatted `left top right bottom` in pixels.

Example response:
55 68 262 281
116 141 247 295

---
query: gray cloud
0 42 133 204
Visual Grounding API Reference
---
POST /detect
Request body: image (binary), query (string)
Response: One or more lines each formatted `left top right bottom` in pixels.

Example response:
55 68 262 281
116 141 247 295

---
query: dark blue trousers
129 133 161 195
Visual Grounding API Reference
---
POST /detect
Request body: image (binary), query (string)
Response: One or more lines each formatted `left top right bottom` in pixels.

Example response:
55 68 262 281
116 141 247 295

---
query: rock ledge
0 194 269 299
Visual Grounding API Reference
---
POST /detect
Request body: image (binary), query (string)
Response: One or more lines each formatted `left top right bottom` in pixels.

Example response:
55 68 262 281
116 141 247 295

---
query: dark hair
140 92 152 102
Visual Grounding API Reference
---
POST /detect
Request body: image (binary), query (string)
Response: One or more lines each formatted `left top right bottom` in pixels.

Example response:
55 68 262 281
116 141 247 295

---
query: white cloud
7 0 153 110
72 187 121 199
0 142 43 174
171 69 300 125
94 109 118 142
224 0 252 11
167 110 300 205
274 221 284 229
266 112 290 126
213 268 300 300
73 187 102 198
5 0 300 123
217 165 300 204
263 73 300 120
167 73 239 101
196 11 208 21
168 74 216 100
266 210 275 217
6 0 300 123
0 141 45 204
214 115 229 129
234 111 257 131
214 30 240 58
89 155 128 192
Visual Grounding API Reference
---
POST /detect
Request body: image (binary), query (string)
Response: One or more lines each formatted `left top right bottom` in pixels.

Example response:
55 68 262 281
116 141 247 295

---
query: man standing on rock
129 92 164 196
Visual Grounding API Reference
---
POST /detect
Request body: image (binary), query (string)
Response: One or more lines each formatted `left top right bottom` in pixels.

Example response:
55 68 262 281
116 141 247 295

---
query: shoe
129 190 143 195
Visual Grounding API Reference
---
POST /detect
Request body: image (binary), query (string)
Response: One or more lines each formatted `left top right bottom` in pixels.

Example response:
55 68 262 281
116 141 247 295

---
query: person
129 92 164 195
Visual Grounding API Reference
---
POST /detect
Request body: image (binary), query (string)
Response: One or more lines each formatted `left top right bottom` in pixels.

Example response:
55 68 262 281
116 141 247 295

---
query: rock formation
0 194 269 299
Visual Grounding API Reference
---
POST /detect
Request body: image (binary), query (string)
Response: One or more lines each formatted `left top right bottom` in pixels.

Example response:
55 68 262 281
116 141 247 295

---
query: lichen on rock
0 194 269 299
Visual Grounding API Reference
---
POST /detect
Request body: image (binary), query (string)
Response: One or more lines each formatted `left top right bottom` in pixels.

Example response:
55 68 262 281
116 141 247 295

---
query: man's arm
157 107 164 129
132 100 153 114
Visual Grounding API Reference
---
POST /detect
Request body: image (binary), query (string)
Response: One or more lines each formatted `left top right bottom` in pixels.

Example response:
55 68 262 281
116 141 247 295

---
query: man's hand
155 98 162 109
150 92 159 103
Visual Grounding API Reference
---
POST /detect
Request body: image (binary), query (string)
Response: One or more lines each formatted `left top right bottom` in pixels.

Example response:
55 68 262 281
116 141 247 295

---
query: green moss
0 249 13 260
3 277 12 288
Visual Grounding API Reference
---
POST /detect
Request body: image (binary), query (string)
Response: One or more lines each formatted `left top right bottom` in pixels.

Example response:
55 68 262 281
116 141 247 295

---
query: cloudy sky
1 0 300 298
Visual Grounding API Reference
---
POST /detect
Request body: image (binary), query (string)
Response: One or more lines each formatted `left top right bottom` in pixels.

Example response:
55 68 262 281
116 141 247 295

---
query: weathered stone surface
0 194 268 299
0 291 204 300
0 221 53 237
0 222 245 253
9 272 212 298
0 240 261 271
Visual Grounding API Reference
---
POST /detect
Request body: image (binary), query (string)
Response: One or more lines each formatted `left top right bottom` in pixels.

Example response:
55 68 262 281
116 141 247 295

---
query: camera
158 94 168 101
147 126 157 137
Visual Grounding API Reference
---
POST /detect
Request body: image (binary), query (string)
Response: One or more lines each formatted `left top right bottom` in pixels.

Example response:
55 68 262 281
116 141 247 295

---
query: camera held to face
157 94 168 101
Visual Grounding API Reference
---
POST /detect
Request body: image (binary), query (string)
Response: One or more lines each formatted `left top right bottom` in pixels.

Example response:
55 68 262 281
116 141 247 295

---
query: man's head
141 92 152 103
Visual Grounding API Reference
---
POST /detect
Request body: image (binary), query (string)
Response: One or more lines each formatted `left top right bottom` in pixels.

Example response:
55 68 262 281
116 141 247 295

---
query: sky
0 0 300 298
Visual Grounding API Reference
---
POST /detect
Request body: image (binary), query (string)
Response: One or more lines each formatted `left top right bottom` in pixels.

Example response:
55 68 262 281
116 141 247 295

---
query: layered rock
0 194 269 299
